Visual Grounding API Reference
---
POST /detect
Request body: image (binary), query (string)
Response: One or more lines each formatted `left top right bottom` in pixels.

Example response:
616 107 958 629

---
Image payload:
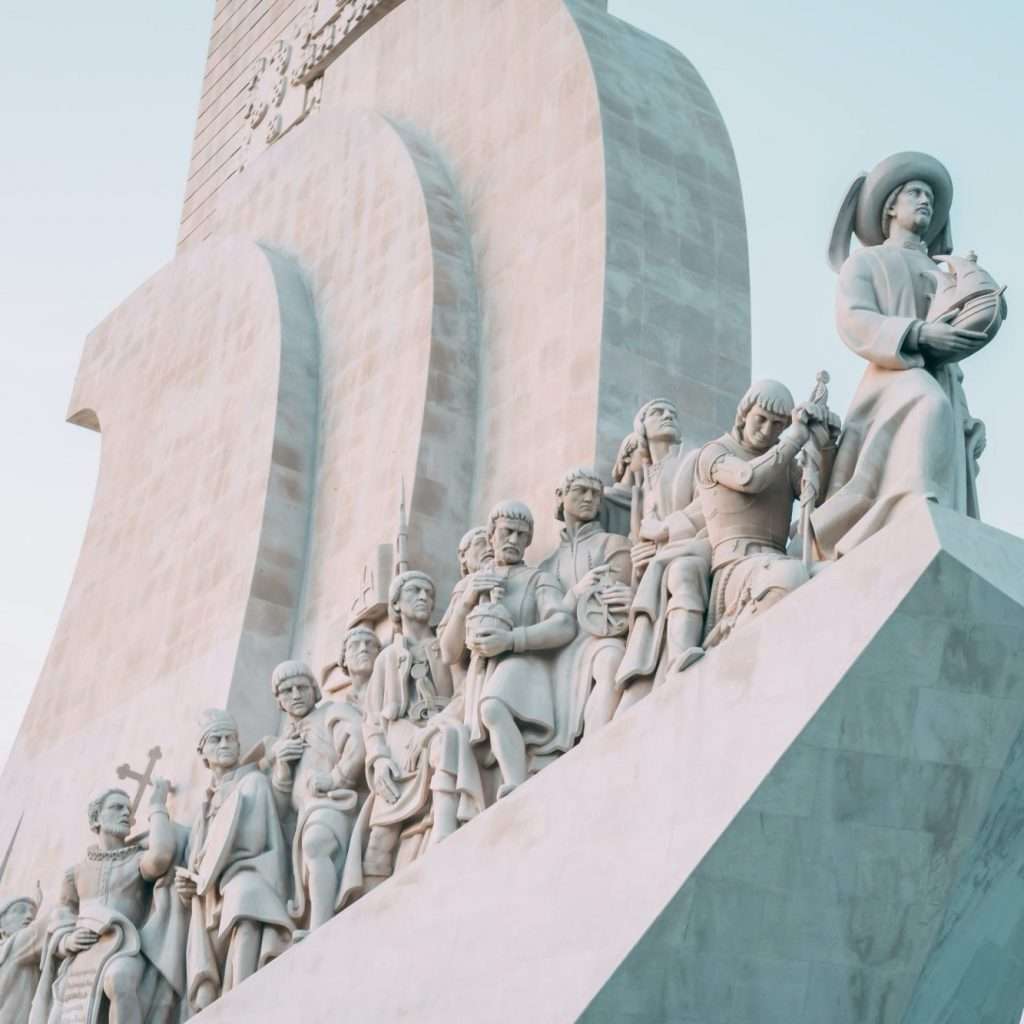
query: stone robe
184 765 292 1010
813 238 983 558
462 564 571 767
362 635 483 851
0 918 45 1024
538 521 630 748
265 701 366 927
616 447 711 687
30 835 188 1024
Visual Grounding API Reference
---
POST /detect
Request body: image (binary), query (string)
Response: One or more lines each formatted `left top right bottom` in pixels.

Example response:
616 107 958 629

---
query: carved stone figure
437 527 492 656
697 381 835 646
443 501 577 798
265 661 365 938
362 571 483 883
615 400 712 699
0 888 43 1024
816 151 1007 557
322 626 381 706
31 783 186 1024
538 468 633 736
175 710 291 1013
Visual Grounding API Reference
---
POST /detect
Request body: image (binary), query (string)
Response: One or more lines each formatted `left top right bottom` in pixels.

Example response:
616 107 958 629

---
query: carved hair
339 625 381 674
457 527 489 578
487 500 534 540
734 380 795 436
387 570 435 627
87 788 131 834
612 432 649 484
0 898 37 934
554 467 603 522
632 398 679 444
271 659 321 702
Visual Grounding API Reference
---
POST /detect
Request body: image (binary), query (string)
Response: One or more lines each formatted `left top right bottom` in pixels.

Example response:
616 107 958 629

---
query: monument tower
3 2 1023 1022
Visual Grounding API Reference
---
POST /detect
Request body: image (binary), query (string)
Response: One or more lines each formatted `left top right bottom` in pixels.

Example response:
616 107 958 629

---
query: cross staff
116 746 165 816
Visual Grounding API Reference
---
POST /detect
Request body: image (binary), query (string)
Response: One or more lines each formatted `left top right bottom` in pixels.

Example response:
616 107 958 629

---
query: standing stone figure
265 661 365 938
323 626 381 706
362 571 483 883
815 151 1006 557
443 501 577 798
0 888 44 1024
538 467 633 736
437 526 493 659
175 710 291 1013
697 380 834 646
615 399 712 700
31 783 186 1024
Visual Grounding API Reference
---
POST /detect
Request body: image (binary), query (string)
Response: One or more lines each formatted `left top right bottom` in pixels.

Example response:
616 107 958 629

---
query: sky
1 0 1021 771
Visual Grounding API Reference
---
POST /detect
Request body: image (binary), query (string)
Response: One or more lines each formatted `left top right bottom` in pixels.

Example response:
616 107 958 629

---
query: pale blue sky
1 0 1021 769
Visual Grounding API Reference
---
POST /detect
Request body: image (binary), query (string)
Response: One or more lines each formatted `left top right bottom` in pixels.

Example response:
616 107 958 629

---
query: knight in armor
31 782 186 1024
263 661 366 938
443 501 577 799
697 380 834 646
361 571 484 885
538 467 633 737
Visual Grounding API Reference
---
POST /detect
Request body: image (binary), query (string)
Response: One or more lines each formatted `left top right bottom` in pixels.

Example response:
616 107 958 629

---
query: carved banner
240 0 407 169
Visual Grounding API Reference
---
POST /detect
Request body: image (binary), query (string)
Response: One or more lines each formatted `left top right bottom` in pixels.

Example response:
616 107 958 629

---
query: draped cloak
0 917 45 1024
812 239 983 557
184 765 292 1010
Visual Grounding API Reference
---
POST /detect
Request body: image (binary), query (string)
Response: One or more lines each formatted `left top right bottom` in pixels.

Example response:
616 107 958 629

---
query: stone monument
2 2 1022 1023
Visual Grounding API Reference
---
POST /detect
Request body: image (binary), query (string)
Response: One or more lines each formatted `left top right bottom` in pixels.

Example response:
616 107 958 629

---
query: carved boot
664 608 705 676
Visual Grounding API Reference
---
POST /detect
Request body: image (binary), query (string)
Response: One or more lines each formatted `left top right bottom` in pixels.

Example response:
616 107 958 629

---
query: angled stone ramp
582 503 1024 1024
197 502 1024 1022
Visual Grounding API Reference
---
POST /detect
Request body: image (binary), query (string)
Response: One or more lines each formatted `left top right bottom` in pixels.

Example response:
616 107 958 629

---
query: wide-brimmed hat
855 151 953 247
828 151 954 271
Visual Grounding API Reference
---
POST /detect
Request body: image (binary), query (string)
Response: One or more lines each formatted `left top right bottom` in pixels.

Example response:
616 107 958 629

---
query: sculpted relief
3 150 1007 1020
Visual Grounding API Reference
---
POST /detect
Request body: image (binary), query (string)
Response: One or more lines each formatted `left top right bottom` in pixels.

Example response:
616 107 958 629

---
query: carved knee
103 955 142 1002
301 822 340 862
752 557 808 601
666 557 710 612
479 697 510 731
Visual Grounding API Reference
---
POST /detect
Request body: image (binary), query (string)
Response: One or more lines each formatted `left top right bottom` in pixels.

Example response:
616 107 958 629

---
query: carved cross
116 746 163 816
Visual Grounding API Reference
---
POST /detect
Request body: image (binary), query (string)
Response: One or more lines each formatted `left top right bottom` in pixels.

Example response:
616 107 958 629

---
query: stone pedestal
190 503 1024 1023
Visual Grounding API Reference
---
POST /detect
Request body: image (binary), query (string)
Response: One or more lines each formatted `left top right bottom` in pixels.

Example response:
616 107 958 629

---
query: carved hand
630 540 657 572
149 776 171 807
402 726 437 773
460 573 504 611
64 927 100 954
639 517 669 544
472 627 514 658
571 567 605 598
308 772 335 796
271 736 305 765
373 759 402 804
596 582 633 613
174 873 198 903
918 321 987 361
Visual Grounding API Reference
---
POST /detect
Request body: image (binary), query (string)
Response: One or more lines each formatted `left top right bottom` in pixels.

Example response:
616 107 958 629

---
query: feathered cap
828 151 954 272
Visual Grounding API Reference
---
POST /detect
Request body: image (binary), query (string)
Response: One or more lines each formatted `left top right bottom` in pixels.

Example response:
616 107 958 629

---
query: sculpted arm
332 712 366 789
702 430 808 495
518 580 577 651
439 587 471 666
139 778 177 880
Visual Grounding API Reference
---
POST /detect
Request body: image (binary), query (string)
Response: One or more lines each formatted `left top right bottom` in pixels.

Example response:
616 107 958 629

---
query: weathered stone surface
188 503 1024 1023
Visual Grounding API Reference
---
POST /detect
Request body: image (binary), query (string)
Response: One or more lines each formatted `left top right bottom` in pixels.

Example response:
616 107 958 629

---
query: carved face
463 533 491 575
398 578 435 625
641 401 680 445
202 728 241 771
741 405 789 452
888 179 934 237
562 478 603 524
344 634 380 677
97 791 134 839
0 900 35 936
276 675 317 718
491 517 531 567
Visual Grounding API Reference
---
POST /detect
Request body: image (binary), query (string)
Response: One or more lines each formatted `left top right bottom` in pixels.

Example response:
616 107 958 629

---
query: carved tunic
813 238 983 557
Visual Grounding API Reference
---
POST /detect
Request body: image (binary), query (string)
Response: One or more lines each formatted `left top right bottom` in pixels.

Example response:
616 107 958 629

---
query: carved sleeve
362 656 392 767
